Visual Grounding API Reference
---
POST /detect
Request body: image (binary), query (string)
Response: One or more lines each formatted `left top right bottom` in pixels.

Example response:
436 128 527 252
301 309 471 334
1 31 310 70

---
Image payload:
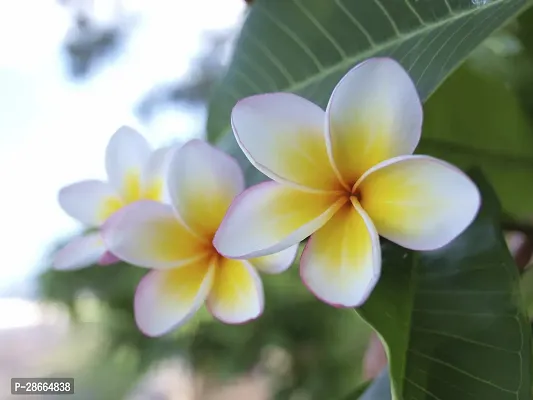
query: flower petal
207 258 264 324
58 180 122 226
105 126 151 202
214 181 346 259
232 93 342 192
249 244 299 274
142 144 178 203
102 200 211 269
326 58 423 186
53 232 107 270
357 155 481 251
300 201 381 307
97 251 121 266
168 139 244 238
134 257 215 337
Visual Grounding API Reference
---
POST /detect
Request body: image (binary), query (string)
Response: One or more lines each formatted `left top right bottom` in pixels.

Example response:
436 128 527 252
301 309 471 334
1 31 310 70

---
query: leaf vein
257 3 324 70
408 349 520 394
293 0 347 58
334 0 376 46
374 0 402 35
412 327 522 353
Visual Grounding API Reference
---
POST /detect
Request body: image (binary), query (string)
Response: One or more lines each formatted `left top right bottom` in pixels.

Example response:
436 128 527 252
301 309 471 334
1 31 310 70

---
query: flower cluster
55 58 480 336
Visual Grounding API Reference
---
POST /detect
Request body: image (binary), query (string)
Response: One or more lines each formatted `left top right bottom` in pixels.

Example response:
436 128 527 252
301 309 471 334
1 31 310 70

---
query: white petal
168 139 244 238
326 58 423 186
214 181 346 259
207 258 264 324
231 93 342 192
58 180 122 226
142 144 179 203
301 201 381 307
53 232 107 270
102 200 211 269
134 258 215 337
105 126 151 201
250 244 299 274
357 155 481 251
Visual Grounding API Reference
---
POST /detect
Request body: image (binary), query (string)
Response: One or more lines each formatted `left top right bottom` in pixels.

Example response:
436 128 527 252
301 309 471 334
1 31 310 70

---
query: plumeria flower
54 126 174 271
102 139 298 336
214 57 481 307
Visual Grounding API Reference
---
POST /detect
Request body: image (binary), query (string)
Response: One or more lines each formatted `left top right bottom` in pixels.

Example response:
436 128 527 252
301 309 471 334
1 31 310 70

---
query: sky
0 0 245 295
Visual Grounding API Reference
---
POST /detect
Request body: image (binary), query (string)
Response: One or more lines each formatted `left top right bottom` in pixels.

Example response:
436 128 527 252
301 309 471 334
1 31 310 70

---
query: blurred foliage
420 62 533 217
135 32 231 121
61 1 129 81
40 242 371 399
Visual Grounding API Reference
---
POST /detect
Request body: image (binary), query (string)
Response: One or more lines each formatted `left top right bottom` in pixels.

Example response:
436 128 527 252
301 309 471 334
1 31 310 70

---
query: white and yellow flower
54 126 173 270
214 57 481 307
102 139 298 336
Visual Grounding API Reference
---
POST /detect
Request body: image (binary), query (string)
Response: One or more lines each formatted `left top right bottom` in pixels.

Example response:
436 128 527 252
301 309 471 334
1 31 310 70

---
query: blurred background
2 0 533 399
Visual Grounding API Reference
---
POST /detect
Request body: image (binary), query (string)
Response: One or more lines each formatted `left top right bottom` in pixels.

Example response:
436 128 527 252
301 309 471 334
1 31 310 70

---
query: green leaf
420 63 533 217
520 267 533 318
341 378 376 400
207 0 528 174
357 170 532 400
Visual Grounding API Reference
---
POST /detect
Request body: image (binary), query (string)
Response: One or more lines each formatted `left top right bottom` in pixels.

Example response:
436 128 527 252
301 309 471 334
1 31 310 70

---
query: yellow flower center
98 170 165 223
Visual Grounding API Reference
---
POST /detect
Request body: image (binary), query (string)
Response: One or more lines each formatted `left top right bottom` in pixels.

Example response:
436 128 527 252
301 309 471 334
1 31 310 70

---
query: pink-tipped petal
207 258 264 324
357 155 481 251
58 180 122 226
102 200 210 269
326 58 423 186
105 126 151 201
97 251 121 266
168 139 244 238
250 244 299 274
53 232 107 271
214 181 346 259
300 201 381 307
134 257 215 337
231 93 342 192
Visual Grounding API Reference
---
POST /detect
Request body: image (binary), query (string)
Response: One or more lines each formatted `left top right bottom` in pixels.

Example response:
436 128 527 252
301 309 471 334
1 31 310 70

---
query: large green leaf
207 0 528 171
420 63 533 217
357 171 532 400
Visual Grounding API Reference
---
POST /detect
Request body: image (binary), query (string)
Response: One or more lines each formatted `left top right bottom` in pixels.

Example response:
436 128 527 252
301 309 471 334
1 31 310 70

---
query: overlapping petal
357 155 481 251
58 180 122 226
134 257 216 337
326 58 423 186
168 140 244 238
105 126 151 202
98 251 121 266
300 201 381 307
102 200 211 269
141 144 177 203
214 181 346 259
232 93 342 192
54 232 107 270
207 258 264 324
250 244 299 274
